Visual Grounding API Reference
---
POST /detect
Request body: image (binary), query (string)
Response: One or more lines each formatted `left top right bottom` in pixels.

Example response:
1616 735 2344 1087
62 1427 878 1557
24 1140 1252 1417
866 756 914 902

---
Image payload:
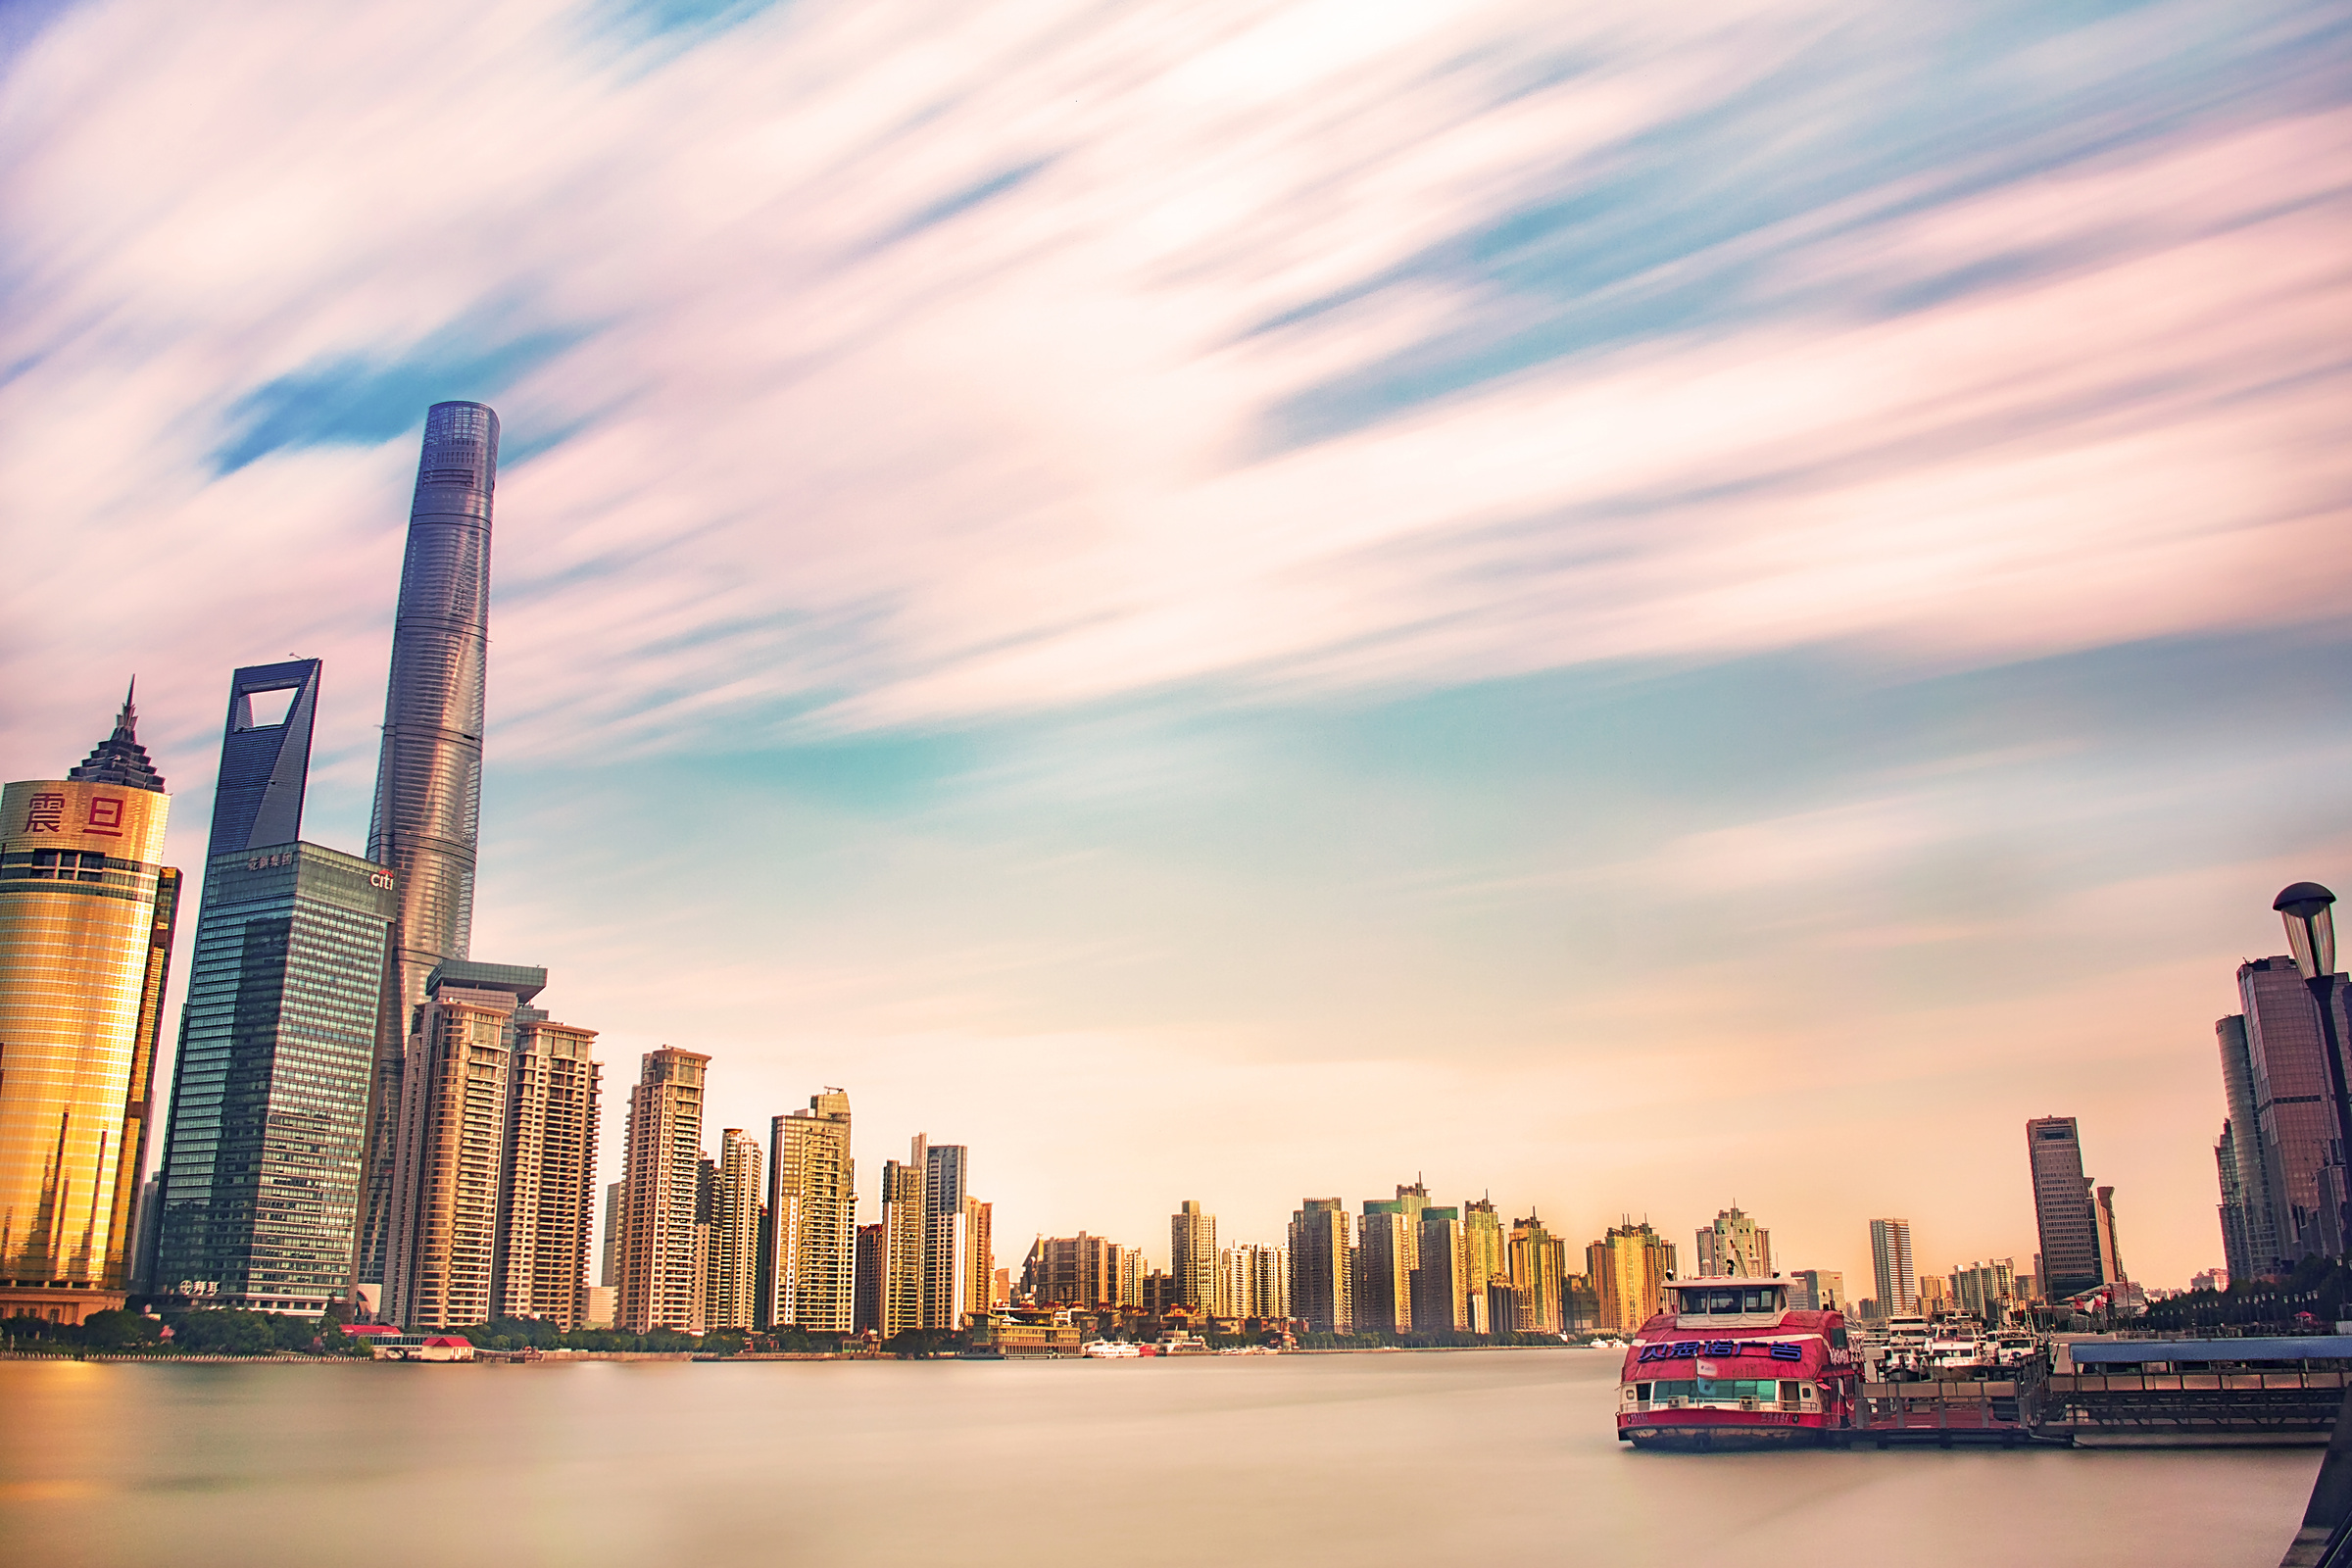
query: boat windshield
1682 1287 1782 1314
1649 1376 1783 1401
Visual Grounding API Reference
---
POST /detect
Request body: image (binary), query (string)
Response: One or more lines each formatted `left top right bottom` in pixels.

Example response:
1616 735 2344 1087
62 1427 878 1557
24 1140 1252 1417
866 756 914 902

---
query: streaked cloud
2 0 2345 1286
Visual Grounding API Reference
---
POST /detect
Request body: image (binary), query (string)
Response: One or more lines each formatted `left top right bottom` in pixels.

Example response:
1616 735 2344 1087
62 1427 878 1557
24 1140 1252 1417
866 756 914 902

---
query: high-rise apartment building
491 1014 600 1327
917 1138 972 1331
1869 1217 1919 1315
2024 1119 2102 1300
383 966 538 1327
768 1088 855 1333
1250 1244 1289 1322
1288 1198 1352 1334
706 1129 761 1332
876 1155 925 1337
1585 1221 1669 1333
152 662 399 1317
1507 1213 1568 1333
1463 1199 1504 1335
963 1197 993 1323
1950 1259 2015 1320
0 697 180 1323
1355 1200 1414 1335
358 404 502 1296
2235 957 2352 1264
1410 1205 1470 1333
1171 1200 1217 1314
853 1221 884 1333
616 1048 710 1334
1694 1205 1772 1277
1030 1233 1119 1307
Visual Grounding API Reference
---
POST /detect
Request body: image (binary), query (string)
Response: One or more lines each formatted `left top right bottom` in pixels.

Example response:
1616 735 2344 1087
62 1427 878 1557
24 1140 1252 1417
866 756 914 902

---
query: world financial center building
151 662 400 1312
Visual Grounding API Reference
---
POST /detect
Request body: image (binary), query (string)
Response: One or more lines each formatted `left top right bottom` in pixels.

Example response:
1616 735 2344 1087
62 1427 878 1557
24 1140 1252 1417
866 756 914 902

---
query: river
0 1349 2318 1566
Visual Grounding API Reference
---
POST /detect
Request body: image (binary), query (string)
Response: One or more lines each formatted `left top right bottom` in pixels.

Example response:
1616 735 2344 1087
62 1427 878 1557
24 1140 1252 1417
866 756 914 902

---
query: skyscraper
963 1197 993 1324
917 1137 971 1331
1583 1221 1666 1333
153 662 399 1317
1869 1217 1918 1314
1463 1199 1504 1334
1171 1200 1217 1315
493 1012 600 1328
707 1128 762 1332
1694 1205 1771 1277
2216 1012 2280 1279
382 964 541 1328
616 1048 710 1334
601 1180 624 1288
2237 956 2352 1263
1288 1198 1351 1334
359 403 501 1295
2024 1119 2101 1300
0 695 180 1323
1410 1205 1470 1333
767 1088 855 1333
2092 1185 2124 1288
370 402 500 1015
876 1155 925 1337
1354 1200 1413 1334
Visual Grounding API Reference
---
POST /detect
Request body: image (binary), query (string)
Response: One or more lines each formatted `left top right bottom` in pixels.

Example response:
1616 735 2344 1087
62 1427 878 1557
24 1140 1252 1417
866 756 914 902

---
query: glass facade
0 763 176 1313
358 401 499 1297
152 845 397 1309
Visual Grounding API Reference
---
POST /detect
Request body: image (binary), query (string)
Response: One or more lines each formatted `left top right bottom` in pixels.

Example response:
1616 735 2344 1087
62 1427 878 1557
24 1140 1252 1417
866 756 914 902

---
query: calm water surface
0 1351 2318 1566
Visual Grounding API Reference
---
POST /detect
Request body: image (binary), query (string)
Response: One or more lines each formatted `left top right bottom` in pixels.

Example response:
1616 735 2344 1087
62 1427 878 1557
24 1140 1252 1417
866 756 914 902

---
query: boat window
1654 1376 1781 1401
1828 1326 1848 1349
1742 1288 1780 1312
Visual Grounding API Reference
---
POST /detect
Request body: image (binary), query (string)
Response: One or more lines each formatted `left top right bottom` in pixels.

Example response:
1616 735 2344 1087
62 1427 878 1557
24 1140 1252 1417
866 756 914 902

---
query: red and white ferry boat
1616 1277 1858 1449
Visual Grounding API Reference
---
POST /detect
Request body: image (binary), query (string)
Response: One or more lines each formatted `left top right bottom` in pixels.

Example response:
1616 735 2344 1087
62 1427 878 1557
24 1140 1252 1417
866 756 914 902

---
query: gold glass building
0 697 179 1323
767 1088 855 1333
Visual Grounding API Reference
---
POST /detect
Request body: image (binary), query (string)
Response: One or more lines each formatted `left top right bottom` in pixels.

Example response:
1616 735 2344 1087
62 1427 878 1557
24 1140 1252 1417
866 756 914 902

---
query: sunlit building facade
1512 1213 1568 1332
616 1047 710 1334
1288 1198 1351 1334
1693 1205 1772 1278
383 967 541 1328
492 1015 600 1328
876 1155 925 1337
1585 1220 1670 1334
1870 1216 1919 1314
768 1088 855 1333
707 1128 762 1332
1171 1200 1217 1315
2025 1120 2101 1300
0 698 179 1323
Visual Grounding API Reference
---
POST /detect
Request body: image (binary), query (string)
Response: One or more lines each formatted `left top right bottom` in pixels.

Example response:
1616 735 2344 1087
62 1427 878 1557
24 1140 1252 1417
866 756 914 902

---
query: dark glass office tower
2026 1116 2103 1301
152 662 398 1311
355 402 499 1297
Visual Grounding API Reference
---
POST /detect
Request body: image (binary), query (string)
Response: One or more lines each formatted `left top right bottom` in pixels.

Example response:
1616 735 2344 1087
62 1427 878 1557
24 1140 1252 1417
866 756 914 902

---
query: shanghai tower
370 400 498 1010
354 401 498 1298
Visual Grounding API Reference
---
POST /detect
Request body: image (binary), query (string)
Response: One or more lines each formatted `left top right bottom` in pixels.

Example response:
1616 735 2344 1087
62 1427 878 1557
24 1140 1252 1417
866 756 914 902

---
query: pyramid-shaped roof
67 682 167 793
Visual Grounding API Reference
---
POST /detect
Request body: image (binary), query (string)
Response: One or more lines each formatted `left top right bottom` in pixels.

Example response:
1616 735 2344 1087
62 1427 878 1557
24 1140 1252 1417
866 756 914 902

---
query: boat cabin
1672 1278 1788 1330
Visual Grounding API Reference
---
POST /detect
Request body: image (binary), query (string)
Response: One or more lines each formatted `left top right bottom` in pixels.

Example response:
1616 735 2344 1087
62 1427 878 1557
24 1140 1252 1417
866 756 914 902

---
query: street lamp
2276 882 2352 1262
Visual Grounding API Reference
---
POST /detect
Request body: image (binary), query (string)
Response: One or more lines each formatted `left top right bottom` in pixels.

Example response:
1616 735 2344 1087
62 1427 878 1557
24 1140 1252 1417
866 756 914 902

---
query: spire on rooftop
67 680 167 792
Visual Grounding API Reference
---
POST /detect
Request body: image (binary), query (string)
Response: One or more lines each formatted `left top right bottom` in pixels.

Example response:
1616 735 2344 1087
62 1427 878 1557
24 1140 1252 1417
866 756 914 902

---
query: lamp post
2276 882 2352 1261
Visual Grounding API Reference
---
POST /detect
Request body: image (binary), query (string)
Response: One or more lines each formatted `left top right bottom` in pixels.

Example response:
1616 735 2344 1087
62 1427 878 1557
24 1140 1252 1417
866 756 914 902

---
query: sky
4 0 2349 1298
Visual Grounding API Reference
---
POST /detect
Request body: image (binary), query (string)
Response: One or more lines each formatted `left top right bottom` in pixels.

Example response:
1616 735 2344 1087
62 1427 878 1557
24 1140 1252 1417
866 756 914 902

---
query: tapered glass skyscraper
370 401 499 1013
356 403 499 1295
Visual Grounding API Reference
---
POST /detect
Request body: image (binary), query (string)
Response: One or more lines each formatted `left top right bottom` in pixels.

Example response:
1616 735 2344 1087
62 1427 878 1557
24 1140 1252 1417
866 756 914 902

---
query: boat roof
2072 1337 2352 1364
1674 1277 1784 1288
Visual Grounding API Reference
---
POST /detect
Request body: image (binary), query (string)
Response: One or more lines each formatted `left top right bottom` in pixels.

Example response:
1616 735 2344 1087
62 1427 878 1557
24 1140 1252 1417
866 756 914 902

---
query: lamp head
2276 882 2338 980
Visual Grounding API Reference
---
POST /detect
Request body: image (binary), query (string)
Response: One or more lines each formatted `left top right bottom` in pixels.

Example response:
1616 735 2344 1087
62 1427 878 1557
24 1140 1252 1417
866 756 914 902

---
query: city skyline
7 0 2349 1298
